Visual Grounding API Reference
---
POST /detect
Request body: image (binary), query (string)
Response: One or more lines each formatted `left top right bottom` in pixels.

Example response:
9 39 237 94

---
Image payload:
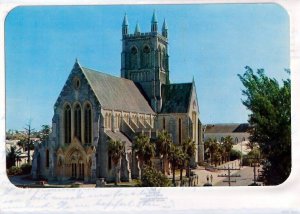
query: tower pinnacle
134 22 141 35
122 13 129 36
151 10 158 32
162 18 168 38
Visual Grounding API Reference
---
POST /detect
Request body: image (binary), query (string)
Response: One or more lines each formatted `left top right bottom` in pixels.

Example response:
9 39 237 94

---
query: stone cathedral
32 12 204 183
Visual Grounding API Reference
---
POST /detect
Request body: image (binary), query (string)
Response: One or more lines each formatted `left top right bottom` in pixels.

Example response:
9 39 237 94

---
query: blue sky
5 4 290 131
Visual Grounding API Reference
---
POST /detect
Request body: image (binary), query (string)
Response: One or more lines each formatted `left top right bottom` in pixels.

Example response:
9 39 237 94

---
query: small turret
134 22 141 35
151 11 158 32
122 13 129 36
162 18 168 38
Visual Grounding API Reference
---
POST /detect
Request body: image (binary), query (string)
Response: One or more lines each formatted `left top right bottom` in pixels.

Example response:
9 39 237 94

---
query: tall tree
168 144 185 186
205 138 218 165
182 138 196 184
223 136 234 162
24 123 34 164
155 130 172 174
133 134 155 170
40 125 51 142
6 145 22 168
108 140 124 185
238 66 291 185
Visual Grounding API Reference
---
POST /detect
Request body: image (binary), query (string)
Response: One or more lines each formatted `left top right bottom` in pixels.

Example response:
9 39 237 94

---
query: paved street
215 165 262 186
193 160 263 186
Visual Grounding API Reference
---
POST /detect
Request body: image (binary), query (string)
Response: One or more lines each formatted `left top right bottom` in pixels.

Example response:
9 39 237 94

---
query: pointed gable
54 62 154 115
81 67 154 114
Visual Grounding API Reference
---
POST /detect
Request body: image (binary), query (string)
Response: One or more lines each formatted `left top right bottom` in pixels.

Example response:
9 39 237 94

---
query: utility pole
217 164 241 186
240 141 243 167
244 156 262 185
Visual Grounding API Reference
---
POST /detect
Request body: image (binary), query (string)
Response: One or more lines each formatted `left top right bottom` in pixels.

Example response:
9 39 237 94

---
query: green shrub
242 155 251 166
230 149 241 161
7 166 22 176
139 165 171 187
243 148 261 166
20 163 32 175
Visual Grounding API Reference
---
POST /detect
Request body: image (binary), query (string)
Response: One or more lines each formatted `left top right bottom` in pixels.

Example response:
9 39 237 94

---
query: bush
20 163 32 175
7 166 22 176
243 148 261 166
230 149 241 161
138 165 171 187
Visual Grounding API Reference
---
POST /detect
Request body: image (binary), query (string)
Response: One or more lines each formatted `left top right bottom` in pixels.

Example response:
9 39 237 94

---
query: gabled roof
81 66 154 114
161 83 193 113
204 123 250 133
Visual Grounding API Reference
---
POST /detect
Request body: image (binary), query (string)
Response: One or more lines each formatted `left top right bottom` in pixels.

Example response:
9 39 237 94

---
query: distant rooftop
204 123 250 133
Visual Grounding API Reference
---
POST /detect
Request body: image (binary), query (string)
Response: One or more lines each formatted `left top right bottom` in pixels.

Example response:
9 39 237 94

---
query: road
193 160 263 186
215 165 262 186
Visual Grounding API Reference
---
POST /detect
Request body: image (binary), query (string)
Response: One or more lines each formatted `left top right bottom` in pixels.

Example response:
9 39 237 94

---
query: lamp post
240 141 243 167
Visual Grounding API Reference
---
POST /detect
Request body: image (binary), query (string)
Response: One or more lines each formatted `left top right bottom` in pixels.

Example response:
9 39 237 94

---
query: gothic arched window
46 149 50 168
141 45 151 68
161 48 166 69
163 117 166 130
64 104 71 144
158 46 162 68
84 103 92 144
192 112 197 141
74 104 82 141
130 47 138 69
178 118 182 145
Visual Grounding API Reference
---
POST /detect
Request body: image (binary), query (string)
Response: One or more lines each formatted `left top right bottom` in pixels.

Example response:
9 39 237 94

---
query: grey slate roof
161 83 193 113
205 123 250 133
81 67 154 114
105 130 132 152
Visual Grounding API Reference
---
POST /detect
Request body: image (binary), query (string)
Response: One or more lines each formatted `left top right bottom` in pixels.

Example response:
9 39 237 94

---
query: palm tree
6 145 22 168
155 130 172 174
108 140 124 185
177 149 187 185
133 134 155 175
214 143 223 166
168 144 185 186
182 138 196 185
205 138 218 165
223 136 234 162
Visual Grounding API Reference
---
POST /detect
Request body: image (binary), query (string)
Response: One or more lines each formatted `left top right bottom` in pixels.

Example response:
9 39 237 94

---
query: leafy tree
243 148 261 166
108 140 124 185
230 149 242 161
17 138 27 151
155 130 172 174
238 66 291 185
40 125 51 142
139 165 171 187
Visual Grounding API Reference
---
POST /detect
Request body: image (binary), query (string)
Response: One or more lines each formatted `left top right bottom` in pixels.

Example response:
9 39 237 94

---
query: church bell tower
121 11 170 113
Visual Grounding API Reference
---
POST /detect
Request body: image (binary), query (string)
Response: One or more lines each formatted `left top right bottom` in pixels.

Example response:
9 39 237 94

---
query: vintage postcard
1 1 299 213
